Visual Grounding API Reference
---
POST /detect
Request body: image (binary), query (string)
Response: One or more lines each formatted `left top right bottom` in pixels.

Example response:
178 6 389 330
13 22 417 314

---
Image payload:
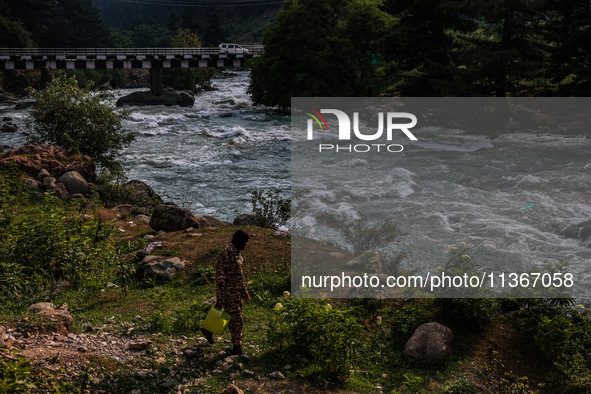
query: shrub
0 356 37 393
268 298 361 376
0 192 119 299
322 212 403 254
27 72 133 173
250 188 291 229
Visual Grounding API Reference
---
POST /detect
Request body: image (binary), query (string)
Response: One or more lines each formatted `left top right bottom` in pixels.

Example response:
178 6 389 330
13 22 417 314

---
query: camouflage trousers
224 299 243 345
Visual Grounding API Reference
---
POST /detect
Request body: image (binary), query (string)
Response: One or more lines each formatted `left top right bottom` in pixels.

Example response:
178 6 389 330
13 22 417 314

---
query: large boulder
233 214 257 226
57 171 88 195
36 304 74 333
3 70 33 96
149 203 202 232
116 88 194 107
196 215 226 228
136 256 186 282
220 384 244 394
403 322 453 364
122 180 163 207
1 122 18 133
562 220 591 241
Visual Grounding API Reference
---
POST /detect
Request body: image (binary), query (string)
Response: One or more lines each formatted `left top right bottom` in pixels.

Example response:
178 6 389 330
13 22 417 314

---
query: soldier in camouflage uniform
201 229 251 360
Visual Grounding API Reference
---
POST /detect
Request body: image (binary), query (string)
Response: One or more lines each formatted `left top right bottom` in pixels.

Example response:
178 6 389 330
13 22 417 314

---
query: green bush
27 72 133 173
250 188 291 229
268 298 361 376
513 299 591 390
0 356 37 393
435 298 500 328
390 303 430 346
0 186 120 299
322 212 403 254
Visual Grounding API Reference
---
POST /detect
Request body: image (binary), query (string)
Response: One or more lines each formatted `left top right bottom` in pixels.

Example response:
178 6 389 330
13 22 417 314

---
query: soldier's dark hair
232 229 249 250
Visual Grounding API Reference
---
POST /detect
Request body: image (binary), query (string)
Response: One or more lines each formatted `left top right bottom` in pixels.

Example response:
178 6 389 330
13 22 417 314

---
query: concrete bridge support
149 66 163 96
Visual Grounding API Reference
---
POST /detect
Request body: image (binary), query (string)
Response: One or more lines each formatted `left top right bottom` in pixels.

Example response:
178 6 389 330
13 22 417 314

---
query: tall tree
249 0 396 108
0 16 35 47
382 0 475 96
204 8 227 46
543 0 591 95
476 0 548 97
162 29 215 92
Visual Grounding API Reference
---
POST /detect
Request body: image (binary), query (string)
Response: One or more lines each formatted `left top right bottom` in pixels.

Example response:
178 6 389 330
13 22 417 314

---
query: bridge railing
0 46 264 57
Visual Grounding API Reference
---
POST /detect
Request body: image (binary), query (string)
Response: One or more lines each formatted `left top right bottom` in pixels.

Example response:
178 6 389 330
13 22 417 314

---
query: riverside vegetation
2 64 591 394
0 168 591 393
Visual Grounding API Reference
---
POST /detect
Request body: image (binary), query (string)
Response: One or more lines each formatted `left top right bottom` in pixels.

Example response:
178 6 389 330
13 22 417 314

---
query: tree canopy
162 29 215 92
249 0 397 108
27 73 134 173
250 0 591 105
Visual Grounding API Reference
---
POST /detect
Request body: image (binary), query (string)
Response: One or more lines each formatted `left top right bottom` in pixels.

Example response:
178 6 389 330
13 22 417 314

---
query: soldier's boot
200 327 215 344
232 344 251 362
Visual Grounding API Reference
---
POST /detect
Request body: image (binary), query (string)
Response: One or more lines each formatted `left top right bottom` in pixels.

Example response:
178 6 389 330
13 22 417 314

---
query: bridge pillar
149 66 163 96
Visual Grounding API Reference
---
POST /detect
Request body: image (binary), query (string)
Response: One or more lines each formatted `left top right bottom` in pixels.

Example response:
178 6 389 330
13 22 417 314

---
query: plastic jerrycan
203 305 232 335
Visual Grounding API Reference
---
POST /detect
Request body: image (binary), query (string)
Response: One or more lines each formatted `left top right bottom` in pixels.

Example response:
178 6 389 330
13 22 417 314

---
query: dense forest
249 0 591 107
0 0 281 49
0 0 113 47
2 0 590 102
94 0 282 44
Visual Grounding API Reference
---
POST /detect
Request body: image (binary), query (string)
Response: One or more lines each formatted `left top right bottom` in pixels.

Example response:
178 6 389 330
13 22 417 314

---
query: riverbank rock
0 326 5 348
123 180 163 207
57 171 89 195
35 304 74 333
198 215 226 228
136 256 186 282
3 70 33 96
0 144 96 182
0 91 17 103
149 203 202 232
116 88 194 107
1 122 18 133
233 214 257 226
403 322 453 364
562 220 591 241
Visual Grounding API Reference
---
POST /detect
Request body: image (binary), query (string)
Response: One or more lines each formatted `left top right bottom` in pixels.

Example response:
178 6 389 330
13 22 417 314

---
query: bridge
0 46 263 95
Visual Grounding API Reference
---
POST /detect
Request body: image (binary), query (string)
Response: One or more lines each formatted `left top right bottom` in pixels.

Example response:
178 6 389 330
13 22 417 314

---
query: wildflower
274 302 283 310
376 316 382 325
282 291 291 298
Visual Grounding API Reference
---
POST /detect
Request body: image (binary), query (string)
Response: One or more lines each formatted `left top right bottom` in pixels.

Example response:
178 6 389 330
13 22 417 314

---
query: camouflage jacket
216 242 247 304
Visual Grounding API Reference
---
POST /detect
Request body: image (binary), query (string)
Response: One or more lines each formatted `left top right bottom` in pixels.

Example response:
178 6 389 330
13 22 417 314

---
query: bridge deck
0 46 263 70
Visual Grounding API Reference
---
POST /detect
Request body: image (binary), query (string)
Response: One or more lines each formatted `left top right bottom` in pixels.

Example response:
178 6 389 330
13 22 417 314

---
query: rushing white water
2 74 590 300
292 123 591 300
0 71 291 221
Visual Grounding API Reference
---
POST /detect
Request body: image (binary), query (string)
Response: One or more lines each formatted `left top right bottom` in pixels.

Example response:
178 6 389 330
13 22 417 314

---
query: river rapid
1 73 590 300
0 71 291 221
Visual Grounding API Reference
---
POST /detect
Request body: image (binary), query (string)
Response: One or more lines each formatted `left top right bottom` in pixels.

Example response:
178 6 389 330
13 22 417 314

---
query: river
0 71 291 221
1 75 590 300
